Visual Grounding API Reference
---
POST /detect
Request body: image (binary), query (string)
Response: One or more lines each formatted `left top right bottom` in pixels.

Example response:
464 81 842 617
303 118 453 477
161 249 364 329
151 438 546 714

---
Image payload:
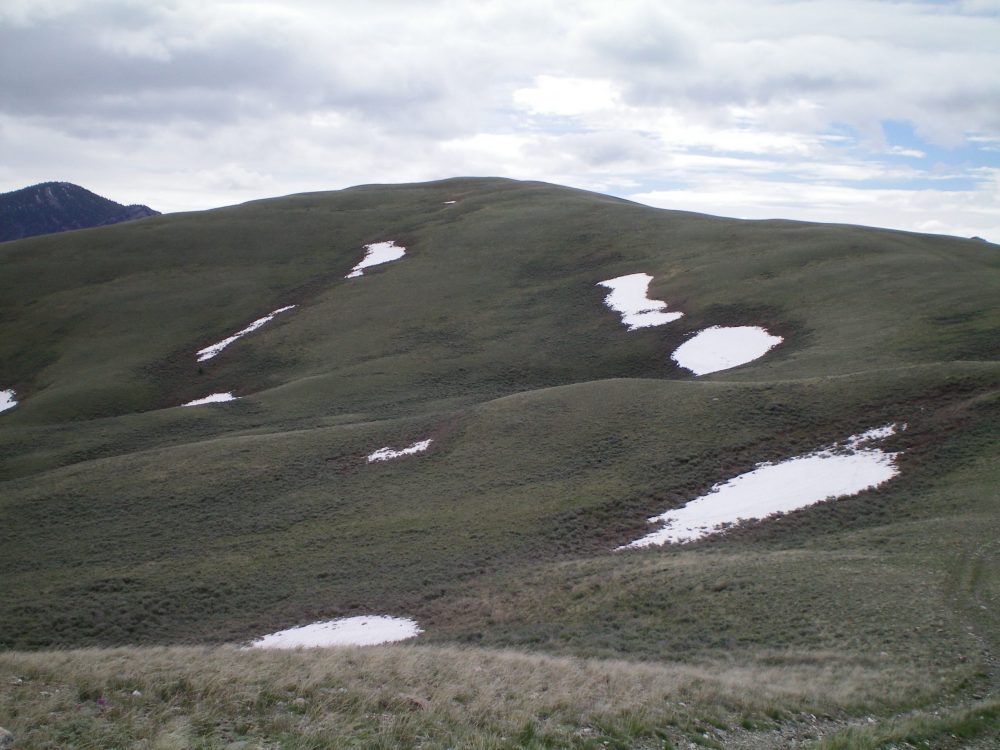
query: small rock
0 727 14 749
132 690 142 697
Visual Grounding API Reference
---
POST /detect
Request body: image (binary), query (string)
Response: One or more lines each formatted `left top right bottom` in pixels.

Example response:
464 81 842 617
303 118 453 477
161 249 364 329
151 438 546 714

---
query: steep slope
0 181 159 242
1 177 999 747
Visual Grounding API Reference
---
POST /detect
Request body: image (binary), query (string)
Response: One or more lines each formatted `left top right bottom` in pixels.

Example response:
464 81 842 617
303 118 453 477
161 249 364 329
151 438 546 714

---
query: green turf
1 177 999 747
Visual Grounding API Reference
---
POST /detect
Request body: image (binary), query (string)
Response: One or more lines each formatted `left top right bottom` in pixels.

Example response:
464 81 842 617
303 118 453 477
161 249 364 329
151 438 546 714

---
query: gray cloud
578 4 695 69
0 8 299 121
5 1 996 136
0 0 997 240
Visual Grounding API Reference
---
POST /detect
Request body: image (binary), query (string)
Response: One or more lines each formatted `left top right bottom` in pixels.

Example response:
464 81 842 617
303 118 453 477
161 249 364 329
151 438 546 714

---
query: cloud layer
1 0 998 240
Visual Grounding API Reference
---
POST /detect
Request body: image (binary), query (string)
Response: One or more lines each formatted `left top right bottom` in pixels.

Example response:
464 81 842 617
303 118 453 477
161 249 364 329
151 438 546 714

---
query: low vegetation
2 644 982 749
1 178 999 747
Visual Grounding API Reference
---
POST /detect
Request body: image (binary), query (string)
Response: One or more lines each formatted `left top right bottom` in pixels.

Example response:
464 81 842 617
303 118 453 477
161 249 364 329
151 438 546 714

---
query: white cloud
629 168 1000 242
887 145 926 158
513 76 619 116
0 0 997 242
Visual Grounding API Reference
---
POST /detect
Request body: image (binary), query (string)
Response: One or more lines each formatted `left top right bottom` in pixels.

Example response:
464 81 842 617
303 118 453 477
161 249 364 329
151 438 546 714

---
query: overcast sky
2 0 998 241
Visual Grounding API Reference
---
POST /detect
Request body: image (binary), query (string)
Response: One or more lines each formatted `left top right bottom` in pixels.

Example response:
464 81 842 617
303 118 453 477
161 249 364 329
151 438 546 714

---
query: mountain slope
1 177 999 748
0 181 159 242
1 178 996 428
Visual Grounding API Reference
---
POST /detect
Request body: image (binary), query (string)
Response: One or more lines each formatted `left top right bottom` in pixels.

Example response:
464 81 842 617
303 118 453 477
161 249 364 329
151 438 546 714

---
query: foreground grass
815 701 1000 749
0 644 966 749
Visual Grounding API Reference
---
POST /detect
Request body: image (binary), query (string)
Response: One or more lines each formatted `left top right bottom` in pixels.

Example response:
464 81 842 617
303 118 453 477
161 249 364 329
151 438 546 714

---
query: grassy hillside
1 177 999 748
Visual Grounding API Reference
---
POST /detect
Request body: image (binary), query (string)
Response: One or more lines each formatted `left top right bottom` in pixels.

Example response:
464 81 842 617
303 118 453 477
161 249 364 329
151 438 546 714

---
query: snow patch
182 392 238 407
597 273 683 330
846 424 902 447
443 200 457 204
346 241 406 278
671 325 782 375
620 424 903 548
367 439 433 463
0 389 17 413
248 616 422 648
196 305 296 362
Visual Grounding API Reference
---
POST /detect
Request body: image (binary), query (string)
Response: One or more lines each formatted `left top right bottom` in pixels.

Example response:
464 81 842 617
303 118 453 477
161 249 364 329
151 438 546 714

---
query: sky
1 0 999 241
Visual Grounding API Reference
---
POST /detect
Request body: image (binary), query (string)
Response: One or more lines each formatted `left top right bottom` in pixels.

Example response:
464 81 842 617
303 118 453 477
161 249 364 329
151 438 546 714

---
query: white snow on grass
346 240 406 278
443 200 457 204
0 389 17 413
182 392 239 407
367 438 433 463
846 424 899 446
597 273 683 330
196 305 296 362
671 325 782 375
620 424 904 548
248 615 422 649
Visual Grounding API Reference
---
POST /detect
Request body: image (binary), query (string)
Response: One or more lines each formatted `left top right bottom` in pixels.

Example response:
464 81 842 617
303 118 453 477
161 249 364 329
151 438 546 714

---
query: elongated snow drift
182 392 238 407
196 305 296 362
248 616 422 648
620 425 903 548
346 241 406 278
367 439 433 463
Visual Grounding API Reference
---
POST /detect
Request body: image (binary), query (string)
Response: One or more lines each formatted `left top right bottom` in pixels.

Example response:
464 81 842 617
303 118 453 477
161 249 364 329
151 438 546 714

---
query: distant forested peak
0 181 159 242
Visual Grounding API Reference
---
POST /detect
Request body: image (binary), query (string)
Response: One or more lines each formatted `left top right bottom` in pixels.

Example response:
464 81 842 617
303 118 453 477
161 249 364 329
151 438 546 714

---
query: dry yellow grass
0 643 961 749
